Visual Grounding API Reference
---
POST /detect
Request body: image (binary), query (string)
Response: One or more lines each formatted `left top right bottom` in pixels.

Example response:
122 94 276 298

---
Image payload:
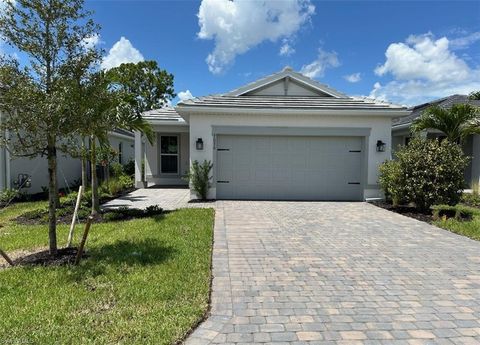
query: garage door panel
216 135 363 200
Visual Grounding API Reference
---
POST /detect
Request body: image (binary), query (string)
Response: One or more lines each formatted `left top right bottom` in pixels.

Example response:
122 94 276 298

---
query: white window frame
159 134 180 175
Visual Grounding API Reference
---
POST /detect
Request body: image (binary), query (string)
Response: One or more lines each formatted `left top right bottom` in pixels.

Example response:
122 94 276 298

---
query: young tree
0 0 99 255
411 104 480 144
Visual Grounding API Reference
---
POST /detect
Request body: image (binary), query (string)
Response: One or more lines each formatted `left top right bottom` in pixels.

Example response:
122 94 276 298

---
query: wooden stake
74 215 93 265
0 248 14 266
67 185 83 248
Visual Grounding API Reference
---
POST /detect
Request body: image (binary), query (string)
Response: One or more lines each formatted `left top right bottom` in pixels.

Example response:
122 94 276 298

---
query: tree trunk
81 138 88 191
47 135 58 256
90 136 100 214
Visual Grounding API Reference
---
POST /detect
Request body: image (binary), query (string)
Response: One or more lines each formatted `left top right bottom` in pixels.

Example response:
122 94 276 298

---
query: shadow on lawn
90 238 176 266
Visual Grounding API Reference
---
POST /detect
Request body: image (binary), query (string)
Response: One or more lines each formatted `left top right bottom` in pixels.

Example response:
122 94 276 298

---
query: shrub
123 160 135 176
379 138 469 211
118 175 134 190
0 189 19 204
432 204 477 221
461 193 480 207
379 160 404 206
110 162 124 177
186 160 213 200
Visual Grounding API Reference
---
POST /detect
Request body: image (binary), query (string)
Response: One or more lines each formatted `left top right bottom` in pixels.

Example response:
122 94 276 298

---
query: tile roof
178 95 406 110
393 94 480 127
142 107 186 124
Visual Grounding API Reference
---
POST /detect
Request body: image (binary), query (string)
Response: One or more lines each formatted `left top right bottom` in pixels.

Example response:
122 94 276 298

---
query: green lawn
433 205 480 241
0 202 214 345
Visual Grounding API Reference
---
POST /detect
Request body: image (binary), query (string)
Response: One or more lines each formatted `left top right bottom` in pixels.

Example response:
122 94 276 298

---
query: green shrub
110 162 124 177
0 189 19 203
378 160 404 206
461 193 480 207
379 138 469 211
186 160 213 200
123 160 135 176
118 175 134 190
432 204 477 221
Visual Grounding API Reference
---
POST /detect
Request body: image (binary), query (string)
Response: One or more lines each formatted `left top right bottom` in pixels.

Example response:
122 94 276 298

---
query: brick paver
186 201 480 344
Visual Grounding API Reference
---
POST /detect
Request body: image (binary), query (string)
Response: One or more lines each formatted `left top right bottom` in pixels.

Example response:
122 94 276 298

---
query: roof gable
226 67 346 98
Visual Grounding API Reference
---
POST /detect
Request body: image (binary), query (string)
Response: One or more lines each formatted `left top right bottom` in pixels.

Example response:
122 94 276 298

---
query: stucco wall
9 153 82 194
189 113 392 199
108 136 135 165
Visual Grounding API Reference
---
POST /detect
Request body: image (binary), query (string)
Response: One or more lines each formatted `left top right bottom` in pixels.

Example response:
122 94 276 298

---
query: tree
106 61 175 120
0 0 99 255
411 104 480 143
469 91 480 100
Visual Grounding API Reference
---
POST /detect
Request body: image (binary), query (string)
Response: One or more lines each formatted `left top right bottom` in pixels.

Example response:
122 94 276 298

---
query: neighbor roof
393 94 480 127
142 107 186 124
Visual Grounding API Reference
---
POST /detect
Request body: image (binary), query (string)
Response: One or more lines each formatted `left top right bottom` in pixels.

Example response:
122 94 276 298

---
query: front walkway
102 187 214 210
187 201 480 344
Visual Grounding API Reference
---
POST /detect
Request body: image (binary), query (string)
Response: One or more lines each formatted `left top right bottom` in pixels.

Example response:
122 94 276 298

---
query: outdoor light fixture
376 140 386 152
196 138 204 150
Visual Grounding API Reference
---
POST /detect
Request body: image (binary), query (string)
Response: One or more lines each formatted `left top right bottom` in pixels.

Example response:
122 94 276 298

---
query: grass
0 202 214 345
433 204 480 241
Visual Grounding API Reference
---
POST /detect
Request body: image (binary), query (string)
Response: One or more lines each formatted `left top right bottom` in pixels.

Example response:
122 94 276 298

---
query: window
160 135 179 174
118 142 123 164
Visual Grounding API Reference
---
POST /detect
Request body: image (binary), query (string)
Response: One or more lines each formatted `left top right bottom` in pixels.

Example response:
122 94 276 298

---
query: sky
3 0 480 106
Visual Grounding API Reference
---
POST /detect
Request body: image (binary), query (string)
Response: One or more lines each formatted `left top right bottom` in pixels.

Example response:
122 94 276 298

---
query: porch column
134 130 143 188
472 134 480 189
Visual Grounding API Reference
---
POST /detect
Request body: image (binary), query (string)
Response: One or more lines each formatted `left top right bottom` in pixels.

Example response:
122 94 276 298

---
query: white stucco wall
188 113 392 200
108 135 135 165
9 153 82 194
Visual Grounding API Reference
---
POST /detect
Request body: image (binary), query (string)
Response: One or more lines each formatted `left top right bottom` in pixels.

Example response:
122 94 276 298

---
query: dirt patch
0 247 88 269
371 201 433 223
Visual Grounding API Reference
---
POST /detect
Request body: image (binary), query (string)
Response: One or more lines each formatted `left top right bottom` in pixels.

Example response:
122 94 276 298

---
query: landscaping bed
0 202 215 344
371 201 433 223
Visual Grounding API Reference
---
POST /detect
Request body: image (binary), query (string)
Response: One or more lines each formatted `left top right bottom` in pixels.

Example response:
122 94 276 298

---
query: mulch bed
2 247 88 268
15 212 103 226
371 201 433 223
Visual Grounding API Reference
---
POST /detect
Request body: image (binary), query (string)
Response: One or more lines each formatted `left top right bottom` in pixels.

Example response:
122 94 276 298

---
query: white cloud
300 48 340 78
279 39 295 56
197 0 315 74
370 33 480 105
450 31 480 49
101 37 144 70
344 72 361 83
178 90 194 102
81 33 101 50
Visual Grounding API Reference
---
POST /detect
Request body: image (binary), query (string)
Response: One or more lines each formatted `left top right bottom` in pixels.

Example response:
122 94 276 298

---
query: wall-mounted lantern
196 138 204 150
376 140 386 152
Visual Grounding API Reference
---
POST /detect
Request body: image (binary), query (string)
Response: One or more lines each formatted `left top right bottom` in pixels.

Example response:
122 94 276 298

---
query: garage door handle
217 181 230 183
348 182 360 185
349 150 362 153
217 148 230 151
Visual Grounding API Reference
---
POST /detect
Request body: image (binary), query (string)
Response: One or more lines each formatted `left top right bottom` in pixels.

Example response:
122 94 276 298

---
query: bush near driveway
379 138 469 211
0 202 214 345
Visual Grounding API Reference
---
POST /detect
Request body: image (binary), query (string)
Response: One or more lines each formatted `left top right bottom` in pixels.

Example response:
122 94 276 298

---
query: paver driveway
186 201 480 345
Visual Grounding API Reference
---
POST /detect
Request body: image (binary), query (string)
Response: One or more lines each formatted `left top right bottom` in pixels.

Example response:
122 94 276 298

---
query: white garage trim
212 126 371 137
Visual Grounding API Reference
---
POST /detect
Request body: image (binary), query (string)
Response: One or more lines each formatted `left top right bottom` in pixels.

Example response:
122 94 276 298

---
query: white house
0 129 135 194
136 67 409 201
392 94 480 188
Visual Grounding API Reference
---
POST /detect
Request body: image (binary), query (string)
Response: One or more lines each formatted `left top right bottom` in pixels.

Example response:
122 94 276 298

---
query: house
392 95 480 188
0 128 135 194
136 67 409 201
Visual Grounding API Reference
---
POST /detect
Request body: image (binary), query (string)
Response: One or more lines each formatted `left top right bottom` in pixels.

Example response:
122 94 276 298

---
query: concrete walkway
186 201 480 345
102 187 214 210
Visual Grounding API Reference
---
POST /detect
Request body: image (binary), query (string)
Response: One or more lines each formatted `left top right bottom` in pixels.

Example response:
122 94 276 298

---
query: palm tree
411 104 480 143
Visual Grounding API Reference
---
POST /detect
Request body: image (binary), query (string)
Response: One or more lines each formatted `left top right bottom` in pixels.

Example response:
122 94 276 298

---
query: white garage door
216 135 364 201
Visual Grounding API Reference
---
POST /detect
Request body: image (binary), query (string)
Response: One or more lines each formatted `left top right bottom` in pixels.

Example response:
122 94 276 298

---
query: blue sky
5 1 480 106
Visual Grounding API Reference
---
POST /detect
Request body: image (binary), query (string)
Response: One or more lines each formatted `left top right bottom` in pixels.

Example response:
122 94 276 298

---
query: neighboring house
136 67 409 201
392 95 480 188
0 128 135 194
